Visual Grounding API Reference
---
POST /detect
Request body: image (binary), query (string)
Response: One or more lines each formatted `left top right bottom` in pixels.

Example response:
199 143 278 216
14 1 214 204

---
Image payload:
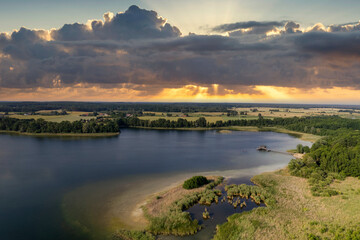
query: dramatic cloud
212 21 285 33
51 5 181 41
283 21 301 34
1 5 360 101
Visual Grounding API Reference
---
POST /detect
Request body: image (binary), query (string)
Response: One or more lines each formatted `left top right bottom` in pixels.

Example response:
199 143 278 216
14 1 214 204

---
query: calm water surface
0 129 310 240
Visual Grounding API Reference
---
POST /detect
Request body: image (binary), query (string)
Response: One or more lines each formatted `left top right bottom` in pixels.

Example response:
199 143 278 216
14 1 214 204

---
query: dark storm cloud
1 5 360 92
295 31 360 56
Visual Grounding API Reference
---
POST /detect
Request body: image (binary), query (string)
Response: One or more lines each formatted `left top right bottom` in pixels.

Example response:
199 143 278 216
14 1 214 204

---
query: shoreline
0 126 319 142
122 165 295 230
0 130 120 137
132 126 321 143
58 129 314 238
61 165 291 239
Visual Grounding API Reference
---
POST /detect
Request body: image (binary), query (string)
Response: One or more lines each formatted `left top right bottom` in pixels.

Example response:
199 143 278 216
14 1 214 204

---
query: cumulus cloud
1 5 360 97
51 5 181 41
283 21 301 34
328 21 360 32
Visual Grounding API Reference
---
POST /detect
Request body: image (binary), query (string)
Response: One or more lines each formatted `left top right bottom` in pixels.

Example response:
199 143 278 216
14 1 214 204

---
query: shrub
183 176 209 189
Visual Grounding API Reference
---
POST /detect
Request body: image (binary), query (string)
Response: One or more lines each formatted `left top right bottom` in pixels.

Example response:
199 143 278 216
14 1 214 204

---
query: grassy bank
0 130 119 137
214 168 360 240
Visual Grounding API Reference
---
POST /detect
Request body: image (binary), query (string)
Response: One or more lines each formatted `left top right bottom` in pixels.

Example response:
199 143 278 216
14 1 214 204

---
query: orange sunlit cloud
2 84 359 104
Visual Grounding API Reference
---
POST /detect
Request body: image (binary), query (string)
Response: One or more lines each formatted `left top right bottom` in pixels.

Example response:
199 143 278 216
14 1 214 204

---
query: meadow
214 169 360 240
5 107 359 124
138 107 360 124
7 111 96 122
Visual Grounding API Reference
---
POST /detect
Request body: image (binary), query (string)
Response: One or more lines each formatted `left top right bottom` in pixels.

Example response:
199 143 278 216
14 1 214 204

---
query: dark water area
0 129 310 240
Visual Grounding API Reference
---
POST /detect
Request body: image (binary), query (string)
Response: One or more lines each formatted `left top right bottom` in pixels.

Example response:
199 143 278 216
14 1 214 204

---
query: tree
196 117 207 127
297 144 304 153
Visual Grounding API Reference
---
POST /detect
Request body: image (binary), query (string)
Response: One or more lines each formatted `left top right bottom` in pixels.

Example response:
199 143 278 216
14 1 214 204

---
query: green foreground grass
213 169 360 240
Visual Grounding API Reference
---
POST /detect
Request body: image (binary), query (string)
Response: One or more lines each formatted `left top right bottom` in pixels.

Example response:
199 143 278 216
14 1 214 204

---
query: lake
0 129 310 240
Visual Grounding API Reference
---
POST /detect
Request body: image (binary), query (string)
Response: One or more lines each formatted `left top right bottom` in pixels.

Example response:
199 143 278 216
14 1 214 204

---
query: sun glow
2 83 360 104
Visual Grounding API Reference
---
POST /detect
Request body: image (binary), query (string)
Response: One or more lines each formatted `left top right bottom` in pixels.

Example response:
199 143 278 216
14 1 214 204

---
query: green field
7 107 360 124
8 111 95 122
137 107 360 124
139 111 274 123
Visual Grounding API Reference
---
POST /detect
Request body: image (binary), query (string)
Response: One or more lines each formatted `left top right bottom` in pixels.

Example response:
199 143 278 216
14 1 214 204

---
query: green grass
113 230 155 240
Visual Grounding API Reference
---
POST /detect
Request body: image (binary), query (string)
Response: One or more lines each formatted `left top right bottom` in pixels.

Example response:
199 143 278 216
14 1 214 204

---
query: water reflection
0 129 311 240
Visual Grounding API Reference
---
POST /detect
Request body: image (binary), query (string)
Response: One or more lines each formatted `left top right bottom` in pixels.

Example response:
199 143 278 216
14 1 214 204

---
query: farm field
7 111 96 122
138 107 360 123
139 111 273 123
5 107 360 123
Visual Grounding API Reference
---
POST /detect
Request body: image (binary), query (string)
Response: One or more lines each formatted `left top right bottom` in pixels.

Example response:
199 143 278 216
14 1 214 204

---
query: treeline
291 132 360 178
2 102 360 113
0 102 230 113
3 115 360 137
0 118 119 134
118 115 360 135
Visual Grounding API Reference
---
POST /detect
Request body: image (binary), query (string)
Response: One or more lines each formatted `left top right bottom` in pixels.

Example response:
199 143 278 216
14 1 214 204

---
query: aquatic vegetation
199 189 221 205
202 208 210 219
145 176 224 236
206 176 225 189
225 184 275 207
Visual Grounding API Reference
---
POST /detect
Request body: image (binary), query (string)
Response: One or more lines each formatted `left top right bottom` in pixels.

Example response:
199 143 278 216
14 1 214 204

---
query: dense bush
296 144 311 153
183 176 209 189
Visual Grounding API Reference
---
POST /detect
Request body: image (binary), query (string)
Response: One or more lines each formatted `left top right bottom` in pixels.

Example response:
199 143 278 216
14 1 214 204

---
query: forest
118 115 360 135
0 117 119 134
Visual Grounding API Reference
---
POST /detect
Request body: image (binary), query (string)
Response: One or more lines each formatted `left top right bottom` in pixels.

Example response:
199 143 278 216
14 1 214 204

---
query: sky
1 0 360 103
